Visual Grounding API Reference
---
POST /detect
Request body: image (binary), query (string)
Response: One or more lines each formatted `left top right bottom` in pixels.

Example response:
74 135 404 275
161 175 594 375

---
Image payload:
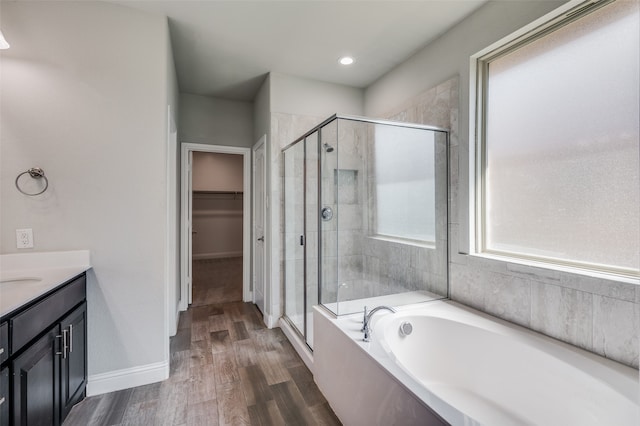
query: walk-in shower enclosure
283 115 449 349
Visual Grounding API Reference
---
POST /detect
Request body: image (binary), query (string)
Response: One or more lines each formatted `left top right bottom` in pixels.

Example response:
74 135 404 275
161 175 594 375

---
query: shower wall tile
321 230 337 257
448 224 468 266
321 258 338 302
449 263 486 311
466 255 507 274
283 233 304 261
306 257 319 289
388 242 410 266
321 177 335 205
337 230 363 257
338 255 363 282
505 262 562 285
530 281 593 350
593 296 639 368
412 88 436 119
483 272 531 328
559 273 636 303
449 147 459 224
363 255 380 284
305 231 318 255
338 204 363 231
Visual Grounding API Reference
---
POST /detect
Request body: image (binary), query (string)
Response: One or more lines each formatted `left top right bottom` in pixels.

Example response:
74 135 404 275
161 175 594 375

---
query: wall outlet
16 228 34 249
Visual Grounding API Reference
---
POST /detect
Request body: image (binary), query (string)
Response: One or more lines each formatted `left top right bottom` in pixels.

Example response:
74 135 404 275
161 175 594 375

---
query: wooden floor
63 259 341 425
192 257 244 306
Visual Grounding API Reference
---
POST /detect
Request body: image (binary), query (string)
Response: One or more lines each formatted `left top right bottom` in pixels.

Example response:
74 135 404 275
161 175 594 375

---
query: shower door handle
300 235 305 246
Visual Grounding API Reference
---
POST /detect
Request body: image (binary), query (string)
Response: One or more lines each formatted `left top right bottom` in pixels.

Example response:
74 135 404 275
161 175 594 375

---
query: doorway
180 144 251 311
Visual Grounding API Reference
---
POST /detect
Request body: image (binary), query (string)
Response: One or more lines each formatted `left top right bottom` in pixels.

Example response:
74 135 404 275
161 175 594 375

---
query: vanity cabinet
60 302 87 420
1 365 8 426
1 322 8 425
0 273 87 426
12 327 60 426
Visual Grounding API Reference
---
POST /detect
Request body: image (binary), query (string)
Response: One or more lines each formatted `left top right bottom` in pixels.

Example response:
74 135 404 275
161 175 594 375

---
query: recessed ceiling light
339 56 354 66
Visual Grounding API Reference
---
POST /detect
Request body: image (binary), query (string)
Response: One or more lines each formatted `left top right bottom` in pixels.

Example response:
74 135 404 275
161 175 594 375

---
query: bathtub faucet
361 305 396 342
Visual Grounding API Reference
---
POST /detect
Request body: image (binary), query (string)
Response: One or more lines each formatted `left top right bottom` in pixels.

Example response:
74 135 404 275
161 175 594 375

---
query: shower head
323 143 334 153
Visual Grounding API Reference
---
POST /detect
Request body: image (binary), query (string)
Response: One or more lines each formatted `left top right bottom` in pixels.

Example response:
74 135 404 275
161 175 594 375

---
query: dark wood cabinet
1 273 87 426
60 302 87 420
12 328 60 426
1 366 9 426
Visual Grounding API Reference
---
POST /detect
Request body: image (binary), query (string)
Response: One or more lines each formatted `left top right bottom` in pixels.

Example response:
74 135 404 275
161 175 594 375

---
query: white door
187 150 194 305
252 137 266 314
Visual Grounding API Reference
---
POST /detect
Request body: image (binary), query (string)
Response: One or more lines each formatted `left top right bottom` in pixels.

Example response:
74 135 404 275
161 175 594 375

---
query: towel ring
15 167 49 196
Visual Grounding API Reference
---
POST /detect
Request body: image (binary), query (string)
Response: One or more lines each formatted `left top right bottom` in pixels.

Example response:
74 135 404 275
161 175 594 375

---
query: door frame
180 143 252 311
252 135 267 313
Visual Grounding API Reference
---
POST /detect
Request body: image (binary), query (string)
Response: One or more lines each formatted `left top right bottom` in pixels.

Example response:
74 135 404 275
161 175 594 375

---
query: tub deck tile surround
63 301 341 426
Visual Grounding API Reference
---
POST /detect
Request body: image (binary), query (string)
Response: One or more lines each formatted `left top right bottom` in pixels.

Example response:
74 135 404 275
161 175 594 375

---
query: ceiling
119 1 487 101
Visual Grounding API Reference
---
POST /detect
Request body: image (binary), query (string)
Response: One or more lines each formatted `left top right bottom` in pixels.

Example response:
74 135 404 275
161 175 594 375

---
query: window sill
368 235 435 249
468 252 639 285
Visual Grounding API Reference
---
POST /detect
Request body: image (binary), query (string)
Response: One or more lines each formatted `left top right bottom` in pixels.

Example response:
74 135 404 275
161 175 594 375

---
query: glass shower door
305 132 319 348
283 142 305 336
283 132 320 349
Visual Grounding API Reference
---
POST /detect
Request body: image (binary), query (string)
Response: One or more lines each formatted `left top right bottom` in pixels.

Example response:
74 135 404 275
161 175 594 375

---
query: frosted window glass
484 0 639 272
375 125 436 242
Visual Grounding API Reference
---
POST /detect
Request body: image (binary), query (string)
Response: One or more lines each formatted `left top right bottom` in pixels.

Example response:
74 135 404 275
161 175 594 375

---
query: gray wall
270 72 364 117
0 0 177 380
167 12 181 339
253 74 271 143
366 0 639 368
179 93 254 148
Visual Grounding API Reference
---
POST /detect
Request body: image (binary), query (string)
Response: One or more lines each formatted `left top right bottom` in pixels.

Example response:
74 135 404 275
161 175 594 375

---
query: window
374 124 436 243
474 0 639 278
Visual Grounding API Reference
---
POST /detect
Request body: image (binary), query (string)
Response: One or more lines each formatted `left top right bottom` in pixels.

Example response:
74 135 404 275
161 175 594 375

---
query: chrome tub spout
361 305 396 342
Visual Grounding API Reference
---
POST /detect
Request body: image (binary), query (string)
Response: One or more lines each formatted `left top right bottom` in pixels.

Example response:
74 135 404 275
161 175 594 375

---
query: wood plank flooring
192 258 243 306
64 296 341 425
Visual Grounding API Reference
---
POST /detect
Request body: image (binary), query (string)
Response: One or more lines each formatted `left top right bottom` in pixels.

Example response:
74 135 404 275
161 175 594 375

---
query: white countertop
0 251 91 318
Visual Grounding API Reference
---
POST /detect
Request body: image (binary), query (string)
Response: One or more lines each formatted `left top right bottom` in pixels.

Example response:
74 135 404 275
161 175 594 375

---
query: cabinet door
60 302 87 421
1 366 9 426
12 327 61 426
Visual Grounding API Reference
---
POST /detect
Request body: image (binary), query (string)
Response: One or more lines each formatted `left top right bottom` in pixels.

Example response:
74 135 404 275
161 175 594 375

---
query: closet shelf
193 190 243 200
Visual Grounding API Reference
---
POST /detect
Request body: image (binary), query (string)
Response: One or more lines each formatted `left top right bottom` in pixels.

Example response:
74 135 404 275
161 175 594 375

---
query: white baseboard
263 313 278 329
279 317 314 373
87 360 169 396
171 304 180 337
192 251 242 260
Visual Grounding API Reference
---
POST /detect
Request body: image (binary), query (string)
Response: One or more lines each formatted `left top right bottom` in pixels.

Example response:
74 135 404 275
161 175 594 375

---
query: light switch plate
16 228 34 249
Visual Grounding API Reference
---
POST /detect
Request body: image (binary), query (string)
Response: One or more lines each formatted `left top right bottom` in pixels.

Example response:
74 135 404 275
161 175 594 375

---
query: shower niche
283 115 449 349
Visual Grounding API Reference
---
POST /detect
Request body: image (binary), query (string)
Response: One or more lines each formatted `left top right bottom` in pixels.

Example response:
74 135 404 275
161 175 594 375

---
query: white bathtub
313 300 639 426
